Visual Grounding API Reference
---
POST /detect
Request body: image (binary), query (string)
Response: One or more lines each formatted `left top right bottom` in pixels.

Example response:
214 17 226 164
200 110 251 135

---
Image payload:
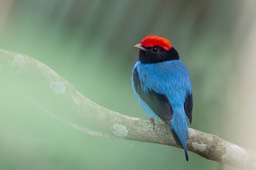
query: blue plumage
132 35 193 161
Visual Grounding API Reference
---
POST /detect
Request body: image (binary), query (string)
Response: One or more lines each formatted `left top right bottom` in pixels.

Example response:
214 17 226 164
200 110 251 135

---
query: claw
150 117 156 129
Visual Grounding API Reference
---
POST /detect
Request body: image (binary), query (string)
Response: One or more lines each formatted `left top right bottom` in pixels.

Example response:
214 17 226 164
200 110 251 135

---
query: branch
1 49 255 169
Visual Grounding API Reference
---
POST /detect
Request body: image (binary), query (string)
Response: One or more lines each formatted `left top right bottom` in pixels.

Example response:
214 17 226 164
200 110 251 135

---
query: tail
169 112 189 161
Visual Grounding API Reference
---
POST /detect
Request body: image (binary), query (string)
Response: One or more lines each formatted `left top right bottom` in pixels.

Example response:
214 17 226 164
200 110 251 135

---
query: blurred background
0 0 256 169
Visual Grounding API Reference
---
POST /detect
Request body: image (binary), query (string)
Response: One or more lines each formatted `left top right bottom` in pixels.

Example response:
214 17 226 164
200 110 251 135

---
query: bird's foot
149 117 156 129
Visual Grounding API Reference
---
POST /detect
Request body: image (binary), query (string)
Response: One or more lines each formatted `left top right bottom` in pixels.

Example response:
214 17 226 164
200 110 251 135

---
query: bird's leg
149 117 156 129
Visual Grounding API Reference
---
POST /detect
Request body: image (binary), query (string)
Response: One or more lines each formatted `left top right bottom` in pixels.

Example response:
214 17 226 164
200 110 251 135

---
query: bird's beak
134 43 147 51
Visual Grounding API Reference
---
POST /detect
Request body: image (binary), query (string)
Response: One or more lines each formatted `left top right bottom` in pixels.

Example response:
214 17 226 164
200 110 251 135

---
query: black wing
184 93 193 123
133 68 173 124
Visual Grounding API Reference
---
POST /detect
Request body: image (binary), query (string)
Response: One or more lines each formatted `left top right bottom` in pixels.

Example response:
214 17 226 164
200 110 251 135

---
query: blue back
132 60 192 112
132 59 192 160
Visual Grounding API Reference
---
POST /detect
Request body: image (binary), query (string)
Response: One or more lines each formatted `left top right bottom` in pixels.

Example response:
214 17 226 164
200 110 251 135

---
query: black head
135 44 180 64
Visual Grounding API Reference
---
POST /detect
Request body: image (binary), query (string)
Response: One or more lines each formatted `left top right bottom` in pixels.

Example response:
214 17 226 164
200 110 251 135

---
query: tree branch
1 49 255 169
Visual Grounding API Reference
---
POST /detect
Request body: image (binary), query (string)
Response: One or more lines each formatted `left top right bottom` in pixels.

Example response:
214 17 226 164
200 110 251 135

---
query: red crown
140 35 173 51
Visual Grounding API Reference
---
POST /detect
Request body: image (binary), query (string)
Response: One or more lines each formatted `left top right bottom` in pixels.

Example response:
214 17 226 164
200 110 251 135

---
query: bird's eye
152 47 158 53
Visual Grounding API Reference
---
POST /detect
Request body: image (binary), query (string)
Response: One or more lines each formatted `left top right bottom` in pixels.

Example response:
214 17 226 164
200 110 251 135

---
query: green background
0 0 255 170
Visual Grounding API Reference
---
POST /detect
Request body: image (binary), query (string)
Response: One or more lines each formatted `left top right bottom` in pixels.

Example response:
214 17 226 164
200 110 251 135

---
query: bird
131 35 193 161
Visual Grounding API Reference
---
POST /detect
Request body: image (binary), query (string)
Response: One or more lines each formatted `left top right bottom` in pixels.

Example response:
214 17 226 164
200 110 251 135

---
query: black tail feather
184 149 189 161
